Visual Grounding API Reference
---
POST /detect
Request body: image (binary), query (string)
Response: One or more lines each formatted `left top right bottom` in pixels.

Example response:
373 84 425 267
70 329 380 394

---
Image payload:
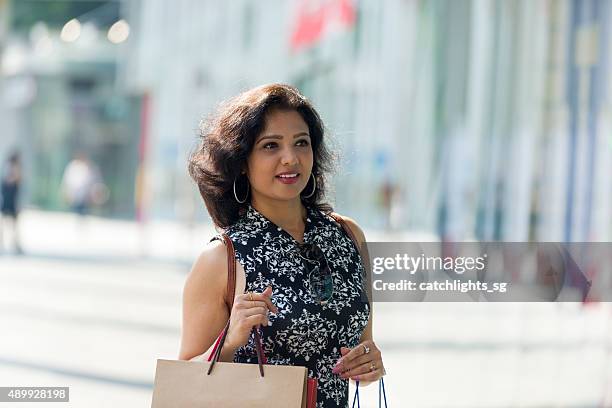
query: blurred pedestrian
61 152 107 215
379 178 403 231
1 151 23 254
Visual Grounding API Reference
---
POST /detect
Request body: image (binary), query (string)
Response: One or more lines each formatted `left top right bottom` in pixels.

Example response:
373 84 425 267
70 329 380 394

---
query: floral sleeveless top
222 205 370 408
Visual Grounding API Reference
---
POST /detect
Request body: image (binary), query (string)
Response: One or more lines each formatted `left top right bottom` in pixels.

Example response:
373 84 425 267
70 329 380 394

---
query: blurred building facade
0 0 140 216
1 0 612 242
123 0 612 241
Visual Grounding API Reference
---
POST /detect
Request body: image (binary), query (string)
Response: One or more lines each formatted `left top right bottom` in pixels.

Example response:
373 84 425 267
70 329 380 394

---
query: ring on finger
362 344 370 355
248 292 253 301
369 362 376 372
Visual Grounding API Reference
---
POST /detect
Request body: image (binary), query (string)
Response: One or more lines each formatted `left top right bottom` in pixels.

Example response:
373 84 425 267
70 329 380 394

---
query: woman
180 84 385 407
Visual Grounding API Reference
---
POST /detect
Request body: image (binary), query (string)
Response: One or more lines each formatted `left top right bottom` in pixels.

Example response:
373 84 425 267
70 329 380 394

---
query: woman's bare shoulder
180 239 231 361
184 239 229 296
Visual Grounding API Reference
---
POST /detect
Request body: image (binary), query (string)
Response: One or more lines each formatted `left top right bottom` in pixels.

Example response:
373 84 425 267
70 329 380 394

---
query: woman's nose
281 148 299 166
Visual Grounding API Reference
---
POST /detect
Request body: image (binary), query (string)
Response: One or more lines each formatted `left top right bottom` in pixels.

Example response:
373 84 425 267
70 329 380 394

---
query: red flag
290 0 356 52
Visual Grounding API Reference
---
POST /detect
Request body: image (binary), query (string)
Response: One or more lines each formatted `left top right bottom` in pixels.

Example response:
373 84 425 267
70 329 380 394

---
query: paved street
0 211 611 407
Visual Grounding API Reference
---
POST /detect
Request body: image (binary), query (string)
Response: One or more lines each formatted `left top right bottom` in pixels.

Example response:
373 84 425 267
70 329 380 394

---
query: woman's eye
263 142 277 150
296 139 310 147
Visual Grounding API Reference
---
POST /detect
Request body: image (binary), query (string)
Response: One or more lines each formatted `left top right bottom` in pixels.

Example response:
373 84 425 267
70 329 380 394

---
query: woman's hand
333 340 385 383
225 286 279 350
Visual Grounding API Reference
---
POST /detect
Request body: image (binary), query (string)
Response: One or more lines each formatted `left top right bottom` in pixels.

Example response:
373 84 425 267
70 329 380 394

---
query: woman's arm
179 240 236 362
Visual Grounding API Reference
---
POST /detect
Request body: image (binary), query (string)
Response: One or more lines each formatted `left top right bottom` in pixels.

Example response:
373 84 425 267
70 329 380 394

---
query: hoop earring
302 174 316 199
233 175 250 203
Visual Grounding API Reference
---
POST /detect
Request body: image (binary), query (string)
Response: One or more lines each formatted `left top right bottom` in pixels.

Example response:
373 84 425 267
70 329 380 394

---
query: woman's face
246 108 314 204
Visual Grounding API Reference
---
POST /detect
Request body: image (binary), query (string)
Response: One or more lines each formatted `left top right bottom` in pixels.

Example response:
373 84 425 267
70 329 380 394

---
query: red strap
307 378 318 408
253 327 267 369
207 326 226 362
207 234 235 363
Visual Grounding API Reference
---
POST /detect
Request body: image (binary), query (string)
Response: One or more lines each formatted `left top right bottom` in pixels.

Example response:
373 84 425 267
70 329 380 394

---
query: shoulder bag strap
329 212 360 251
221 234 236 310
207 233 266 377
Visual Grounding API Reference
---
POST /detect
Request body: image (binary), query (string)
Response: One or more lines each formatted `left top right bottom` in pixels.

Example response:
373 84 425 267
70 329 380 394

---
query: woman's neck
251 196 307 238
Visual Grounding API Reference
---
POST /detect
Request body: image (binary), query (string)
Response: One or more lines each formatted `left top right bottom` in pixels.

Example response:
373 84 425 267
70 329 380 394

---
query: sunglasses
297 242 334 304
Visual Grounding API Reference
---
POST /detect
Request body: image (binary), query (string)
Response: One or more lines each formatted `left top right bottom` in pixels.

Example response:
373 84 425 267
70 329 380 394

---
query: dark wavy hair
188 83 334 228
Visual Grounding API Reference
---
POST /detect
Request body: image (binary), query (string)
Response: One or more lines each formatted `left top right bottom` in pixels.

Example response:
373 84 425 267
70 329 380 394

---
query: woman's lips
276 173 300 184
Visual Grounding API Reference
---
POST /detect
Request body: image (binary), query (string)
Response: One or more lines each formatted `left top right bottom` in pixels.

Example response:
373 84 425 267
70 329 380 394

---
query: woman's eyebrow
257 132 310 143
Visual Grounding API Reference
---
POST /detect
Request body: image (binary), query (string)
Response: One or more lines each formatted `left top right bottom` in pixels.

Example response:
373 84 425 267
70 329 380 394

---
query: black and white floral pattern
224 205 370 408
